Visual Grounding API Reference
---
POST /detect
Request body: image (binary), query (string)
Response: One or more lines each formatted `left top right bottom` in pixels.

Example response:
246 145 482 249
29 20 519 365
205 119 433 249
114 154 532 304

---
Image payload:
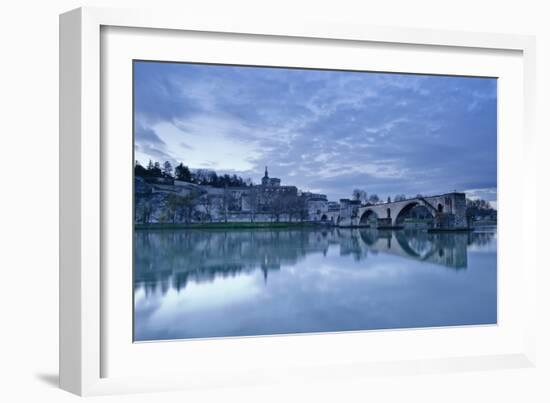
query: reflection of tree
134 228 334 294
468 231 496 247
336 229 369 261
134 227 496 295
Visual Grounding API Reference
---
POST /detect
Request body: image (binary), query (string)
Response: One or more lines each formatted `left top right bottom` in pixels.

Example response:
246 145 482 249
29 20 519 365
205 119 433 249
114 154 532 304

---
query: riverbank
135 221 320 230
472 220 497 226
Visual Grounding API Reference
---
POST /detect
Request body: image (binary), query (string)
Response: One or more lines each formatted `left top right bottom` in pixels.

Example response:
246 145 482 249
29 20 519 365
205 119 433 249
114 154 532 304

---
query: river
134 226 497 341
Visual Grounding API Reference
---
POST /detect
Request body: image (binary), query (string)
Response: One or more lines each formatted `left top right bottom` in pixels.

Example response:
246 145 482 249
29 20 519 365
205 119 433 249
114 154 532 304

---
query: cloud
134 122 175 164
465 188 498 205
134 62 497 202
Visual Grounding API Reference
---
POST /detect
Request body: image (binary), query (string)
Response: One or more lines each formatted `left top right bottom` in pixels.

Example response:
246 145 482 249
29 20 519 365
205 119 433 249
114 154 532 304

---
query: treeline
466 198 496 218
351 189 422 204
135 160 253 188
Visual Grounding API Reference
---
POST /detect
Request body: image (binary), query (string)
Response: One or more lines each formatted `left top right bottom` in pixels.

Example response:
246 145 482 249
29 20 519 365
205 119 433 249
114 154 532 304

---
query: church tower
262 166 270 186
261 165 281 187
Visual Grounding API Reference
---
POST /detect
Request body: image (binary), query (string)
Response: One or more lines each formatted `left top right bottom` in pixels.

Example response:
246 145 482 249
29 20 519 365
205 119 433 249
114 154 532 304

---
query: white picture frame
59 6 537 396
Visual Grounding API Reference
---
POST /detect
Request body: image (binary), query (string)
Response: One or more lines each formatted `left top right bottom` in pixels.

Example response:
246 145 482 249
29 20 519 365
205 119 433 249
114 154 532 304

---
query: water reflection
134 227 497 340
135 228 494 293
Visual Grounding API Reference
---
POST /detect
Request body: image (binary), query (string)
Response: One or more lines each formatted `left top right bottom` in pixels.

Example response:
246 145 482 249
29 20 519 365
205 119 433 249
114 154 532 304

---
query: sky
134 61 497 207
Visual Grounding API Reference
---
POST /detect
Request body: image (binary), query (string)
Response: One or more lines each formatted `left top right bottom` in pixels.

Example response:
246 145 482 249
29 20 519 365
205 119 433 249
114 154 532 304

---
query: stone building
261 166 281 187
302 192 329 221
135 167 330 224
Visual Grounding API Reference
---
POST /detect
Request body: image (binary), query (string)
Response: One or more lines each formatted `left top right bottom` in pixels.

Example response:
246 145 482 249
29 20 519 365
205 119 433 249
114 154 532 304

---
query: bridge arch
359 209 378 226
394 201 435 226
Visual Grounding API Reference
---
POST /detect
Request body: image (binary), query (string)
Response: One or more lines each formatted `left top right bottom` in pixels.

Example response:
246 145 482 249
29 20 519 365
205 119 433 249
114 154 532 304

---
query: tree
162 161 173 178
394 194 407 202
352 189 367 202
221 174 231 187
134 160 148 177
201 194 216 222
139 160 255 188
368 194 380 204
247 188 260 222
269 193 286 222
165 192 199 223
220 187 233 223
148 161 162 177
174 163 192 182
296 196 309 222
466 198 493 211
136 199 153 223
283 194 303 222
466 198 496 221
139 159 163 177
208 171 219 186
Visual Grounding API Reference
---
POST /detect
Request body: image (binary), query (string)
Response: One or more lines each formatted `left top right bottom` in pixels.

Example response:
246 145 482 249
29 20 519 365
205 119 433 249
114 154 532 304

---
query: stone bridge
326 192 468 230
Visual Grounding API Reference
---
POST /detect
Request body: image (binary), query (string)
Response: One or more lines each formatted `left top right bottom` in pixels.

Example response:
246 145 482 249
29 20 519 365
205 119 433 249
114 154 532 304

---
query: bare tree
282 194 301 222
293 196 309 222
162 161 173 177
166 192 199 223
394 194 407 202
201 193 216 222
352 189 367 203
221 188 230 223
269 193 285 222
136 199 153 224
368 194 380 204
247 188 260 222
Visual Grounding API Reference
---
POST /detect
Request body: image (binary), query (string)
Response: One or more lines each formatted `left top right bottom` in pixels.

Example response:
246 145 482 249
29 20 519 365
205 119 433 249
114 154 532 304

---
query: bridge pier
376 218 403 229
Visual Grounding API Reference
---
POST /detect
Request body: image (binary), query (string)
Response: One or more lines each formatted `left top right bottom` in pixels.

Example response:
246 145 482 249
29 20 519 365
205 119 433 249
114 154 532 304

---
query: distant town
134 160 497 230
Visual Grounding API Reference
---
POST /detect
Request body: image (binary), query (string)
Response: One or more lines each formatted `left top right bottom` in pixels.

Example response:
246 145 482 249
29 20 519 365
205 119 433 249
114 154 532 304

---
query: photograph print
133 61 497 342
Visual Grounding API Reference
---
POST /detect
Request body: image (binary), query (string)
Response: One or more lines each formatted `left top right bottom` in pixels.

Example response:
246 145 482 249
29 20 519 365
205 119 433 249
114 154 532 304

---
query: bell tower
262 166 269 186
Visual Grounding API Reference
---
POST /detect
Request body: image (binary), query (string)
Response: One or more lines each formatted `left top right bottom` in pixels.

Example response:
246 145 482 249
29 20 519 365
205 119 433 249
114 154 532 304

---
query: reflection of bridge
327 192 468 230
350 229 468 269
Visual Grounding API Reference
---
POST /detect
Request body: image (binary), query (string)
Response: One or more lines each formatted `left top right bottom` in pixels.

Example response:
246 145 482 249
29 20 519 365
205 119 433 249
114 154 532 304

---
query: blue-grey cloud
134 62 497 203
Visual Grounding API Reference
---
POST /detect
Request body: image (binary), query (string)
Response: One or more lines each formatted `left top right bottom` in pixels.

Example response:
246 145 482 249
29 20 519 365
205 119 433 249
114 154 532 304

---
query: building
261 166 281 187
135 167 331 224
301 191 329 221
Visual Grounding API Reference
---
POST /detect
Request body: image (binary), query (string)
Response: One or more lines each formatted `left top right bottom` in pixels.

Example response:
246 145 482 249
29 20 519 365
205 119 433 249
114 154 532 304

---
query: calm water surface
134 227 497 341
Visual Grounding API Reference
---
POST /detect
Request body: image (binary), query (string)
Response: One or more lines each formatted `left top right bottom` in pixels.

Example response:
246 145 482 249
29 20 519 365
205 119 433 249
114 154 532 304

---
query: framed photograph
60 7 537 396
